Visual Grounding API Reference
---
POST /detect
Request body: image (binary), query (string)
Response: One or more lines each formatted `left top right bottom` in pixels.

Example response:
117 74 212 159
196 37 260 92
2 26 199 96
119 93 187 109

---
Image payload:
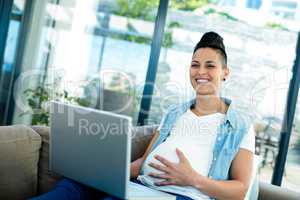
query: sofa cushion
259 182 300 200
131 125 157 161
0 125 41 200
31 126 63 194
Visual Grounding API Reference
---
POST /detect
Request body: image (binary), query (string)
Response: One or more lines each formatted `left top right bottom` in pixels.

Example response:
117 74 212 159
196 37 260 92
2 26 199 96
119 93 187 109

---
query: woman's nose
197 66 207 75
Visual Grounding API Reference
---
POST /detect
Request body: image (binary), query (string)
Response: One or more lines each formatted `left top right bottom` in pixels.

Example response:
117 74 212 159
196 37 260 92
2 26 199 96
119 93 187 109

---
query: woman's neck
192 95 228 116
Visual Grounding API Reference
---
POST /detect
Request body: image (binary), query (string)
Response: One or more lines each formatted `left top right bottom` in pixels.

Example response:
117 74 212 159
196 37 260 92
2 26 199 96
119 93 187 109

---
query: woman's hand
148 148 202 186
130 157 144 178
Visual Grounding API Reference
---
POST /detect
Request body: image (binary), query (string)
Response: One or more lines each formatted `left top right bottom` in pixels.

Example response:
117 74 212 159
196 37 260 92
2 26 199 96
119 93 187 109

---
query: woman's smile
195 78 210 85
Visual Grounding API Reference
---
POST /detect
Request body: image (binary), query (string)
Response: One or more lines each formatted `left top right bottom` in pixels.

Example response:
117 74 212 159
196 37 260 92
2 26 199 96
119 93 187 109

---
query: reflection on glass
12 0 26 14
14 0 159 125
0 20 21 124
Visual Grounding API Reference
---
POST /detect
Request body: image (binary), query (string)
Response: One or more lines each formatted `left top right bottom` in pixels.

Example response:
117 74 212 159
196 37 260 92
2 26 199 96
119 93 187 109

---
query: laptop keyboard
129 181 150 194
128 181 175 199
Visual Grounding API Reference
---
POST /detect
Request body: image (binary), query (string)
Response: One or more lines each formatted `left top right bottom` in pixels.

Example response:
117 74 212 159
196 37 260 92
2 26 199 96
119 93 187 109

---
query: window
0 0 25 125
11 0 160 125
246 0 262 9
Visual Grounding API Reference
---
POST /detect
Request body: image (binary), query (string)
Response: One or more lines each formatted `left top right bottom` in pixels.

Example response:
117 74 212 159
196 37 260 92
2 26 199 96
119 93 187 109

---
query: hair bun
193 31 227 61
198 32 225 50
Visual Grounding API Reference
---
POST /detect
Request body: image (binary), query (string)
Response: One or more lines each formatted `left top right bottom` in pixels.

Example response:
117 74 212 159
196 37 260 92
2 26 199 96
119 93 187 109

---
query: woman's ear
223 67 229 81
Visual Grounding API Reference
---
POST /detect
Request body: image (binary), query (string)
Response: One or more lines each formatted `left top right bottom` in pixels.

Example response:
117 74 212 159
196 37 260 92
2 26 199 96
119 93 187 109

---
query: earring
223 78 226 81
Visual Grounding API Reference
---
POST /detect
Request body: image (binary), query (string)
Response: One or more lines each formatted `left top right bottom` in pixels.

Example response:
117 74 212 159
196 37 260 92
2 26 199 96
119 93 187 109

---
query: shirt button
213 157 216 161
217 137 221 141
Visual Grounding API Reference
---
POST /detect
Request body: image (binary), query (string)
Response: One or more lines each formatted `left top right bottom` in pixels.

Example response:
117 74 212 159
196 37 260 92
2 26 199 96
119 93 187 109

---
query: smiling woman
135 32 256 200
31 32 256 200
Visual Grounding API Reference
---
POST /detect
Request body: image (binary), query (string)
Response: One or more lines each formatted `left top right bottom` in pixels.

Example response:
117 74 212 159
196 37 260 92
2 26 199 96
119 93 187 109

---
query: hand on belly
142 146 201 187
143 141 179 176
141 138 211 186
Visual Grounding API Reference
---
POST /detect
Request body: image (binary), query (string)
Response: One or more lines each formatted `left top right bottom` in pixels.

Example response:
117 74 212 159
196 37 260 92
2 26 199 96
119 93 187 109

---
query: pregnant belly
142 139 211 177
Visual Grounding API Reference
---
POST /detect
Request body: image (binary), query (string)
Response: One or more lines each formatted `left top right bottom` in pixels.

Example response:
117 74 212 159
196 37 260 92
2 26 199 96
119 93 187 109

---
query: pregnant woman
32 31 255 200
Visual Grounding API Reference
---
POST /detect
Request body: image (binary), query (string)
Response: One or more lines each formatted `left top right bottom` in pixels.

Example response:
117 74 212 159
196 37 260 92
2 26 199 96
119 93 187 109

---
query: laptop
50 101 175 200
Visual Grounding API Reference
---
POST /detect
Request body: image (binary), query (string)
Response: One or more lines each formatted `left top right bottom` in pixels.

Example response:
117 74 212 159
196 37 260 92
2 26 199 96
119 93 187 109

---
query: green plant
115 0 212 16
265 22 289 31
21 84 90 125
110 32 152 44
110 20 181 48
204 7 238 21
162 21 182 48
171 0 210 11
218 11 238 21
204 7 216 14
115 0 158 21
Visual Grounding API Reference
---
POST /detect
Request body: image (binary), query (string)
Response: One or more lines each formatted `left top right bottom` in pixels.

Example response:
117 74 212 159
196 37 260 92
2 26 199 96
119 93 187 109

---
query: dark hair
193 31 227 67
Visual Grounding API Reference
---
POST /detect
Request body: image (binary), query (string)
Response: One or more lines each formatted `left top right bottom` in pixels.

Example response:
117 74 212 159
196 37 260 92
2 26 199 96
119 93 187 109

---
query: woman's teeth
196 79 209 84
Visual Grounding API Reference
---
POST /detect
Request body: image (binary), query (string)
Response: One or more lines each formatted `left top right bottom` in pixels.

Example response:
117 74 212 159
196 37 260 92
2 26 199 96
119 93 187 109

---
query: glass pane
0 0 26 125
13 0 159 125
0 18 21 124
282 96 300 191
12 0 26 14
148 0 299 186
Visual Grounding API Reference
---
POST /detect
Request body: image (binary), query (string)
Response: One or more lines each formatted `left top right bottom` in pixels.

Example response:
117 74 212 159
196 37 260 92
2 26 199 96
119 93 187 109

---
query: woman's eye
191 64 198 68
207 65 215 68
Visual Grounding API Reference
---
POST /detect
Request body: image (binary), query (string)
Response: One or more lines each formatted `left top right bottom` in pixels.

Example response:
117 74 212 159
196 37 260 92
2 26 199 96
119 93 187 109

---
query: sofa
0 125 300 200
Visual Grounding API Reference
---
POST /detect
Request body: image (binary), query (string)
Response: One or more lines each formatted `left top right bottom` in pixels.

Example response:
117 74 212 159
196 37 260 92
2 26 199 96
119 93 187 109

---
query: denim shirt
149 98 252 182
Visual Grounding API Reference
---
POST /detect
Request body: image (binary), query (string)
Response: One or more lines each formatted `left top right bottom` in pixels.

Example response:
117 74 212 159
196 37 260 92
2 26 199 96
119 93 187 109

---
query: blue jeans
30 178 193 200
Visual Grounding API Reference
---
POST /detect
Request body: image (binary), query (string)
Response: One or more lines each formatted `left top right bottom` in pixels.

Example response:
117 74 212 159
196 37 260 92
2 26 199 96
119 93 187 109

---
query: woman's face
190 48 229 96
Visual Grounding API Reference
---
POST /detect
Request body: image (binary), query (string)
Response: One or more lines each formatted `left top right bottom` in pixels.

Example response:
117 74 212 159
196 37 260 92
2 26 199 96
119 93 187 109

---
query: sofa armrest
0 125 41 200
259 182 300 200
31 126 63 194
131 125 158 161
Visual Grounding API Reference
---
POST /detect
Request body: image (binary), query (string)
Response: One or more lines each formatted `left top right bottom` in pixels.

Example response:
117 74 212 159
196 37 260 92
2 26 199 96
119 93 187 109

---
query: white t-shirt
138 109 255 200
